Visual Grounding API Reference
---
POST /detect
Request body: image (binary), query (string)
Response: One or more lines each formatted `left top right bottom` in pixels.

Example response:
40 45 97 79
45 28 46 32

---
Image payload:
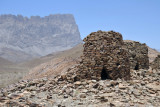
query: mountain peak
0 14 82 62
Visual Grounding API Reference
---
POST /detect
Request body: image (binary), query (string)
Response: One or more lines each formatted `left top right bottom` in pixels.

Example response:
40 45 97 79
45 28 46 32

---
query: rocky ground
0 44 83 89
0 67 160 107
24 58 80 80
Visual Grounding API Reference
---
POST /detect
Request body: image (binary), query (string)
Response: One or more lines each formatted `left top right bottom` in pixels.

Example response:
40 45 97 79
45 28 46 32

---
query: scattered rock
74 81 81 85
99 96 108 102
79 93 86 98
146 83 160 91
119 83 128 89
0 69 160 107
110 80 118 86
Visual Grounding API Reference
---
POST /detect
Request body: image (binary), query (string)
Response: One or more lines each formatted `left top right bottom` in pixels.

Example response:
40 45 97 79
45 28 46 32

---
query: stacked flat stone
124 41 149 70
151 55 160 70
77 30 130 80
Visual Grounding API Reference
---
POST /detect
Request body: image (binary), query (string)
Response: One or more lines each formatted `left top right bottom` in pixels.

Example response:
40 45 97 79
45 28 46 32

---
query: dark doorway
101 67 110 80
134 63 139 70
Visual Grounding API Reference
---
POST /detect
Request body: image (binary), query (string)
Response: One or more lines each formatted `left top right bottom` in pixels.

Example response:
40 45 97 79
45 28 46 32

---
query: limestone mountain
0 14 82 62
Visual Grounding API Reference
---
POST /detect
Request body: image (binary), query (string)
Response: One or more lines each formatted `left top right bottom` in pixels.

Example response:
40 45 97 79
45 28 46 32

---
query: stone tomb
77 30 130 80
124 41 149 70
151 55 160 70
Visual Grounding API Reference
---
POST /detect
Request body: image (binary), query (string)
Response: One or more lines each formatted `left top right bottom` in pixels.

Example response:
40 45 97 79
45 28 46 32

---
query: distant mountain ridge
0 14 82 62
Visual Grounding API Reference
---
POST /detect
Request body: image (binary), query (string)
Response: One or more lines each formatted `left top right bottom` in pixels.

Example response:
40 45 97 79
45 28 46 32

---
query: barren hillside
0 44 83 88
20 44 83 69
24 44 83 80
0 57 28 88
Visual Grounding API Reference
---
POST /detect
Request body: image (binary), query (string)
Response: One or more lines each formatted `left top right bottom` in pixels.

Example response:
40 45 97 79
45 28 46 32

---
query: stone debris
0 69 159 107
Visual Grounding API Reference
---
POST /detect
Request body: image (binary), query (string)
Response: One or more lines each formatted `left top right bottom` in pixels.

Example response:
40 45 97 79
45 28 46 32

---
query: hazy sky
0 0 160 49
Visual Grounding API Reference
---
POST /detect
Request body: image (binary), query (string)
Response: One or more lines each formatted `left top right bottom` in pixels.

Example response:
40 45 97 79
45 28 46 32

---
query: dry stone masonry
124 41 149 70
77 30 130 81
151 55 160 70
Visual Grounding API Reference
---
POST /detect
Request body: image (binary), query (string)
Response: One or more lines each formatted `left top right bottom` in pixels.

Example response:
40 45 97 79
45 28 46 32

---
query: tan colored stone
119 83 128 89
74 81 81 85
146 83 160 91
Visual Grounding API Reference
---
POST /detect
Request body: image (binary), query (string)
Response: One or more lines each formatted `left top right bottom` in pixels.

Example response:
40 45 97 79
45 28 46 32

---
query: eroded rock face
77 30 130 80
124 41 149 70
151 55 160 70
0 14 82 62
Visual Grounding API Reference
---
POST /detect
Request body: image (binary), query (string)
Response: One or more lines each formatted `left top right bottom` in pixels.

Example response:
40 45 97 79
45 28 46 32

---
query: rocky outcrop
77 31 130 81
0 14 82 62
124 41 149 70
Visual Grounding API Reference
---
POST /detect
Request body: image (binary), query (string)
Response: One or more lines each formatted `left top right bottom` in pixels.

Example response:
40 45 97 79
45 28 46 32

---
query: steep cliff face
0 14 82 62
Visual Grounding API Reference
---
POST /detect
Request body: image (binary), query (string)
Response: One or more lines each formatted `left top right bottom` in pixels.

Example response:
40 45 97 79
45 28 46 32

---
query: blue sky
0 0 160 49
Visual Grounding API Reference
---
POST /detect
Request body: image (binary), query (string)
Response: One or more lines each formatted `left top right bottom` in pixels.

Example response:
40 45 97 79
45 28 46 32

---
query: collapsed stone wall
151 55 160 70
124 41 149 70
76 31 130 81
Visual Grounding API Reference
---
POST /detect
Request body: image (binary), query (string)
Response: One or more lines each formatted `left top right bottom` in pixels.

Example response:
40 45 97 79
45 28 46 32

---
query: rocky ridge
0 14 82 62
